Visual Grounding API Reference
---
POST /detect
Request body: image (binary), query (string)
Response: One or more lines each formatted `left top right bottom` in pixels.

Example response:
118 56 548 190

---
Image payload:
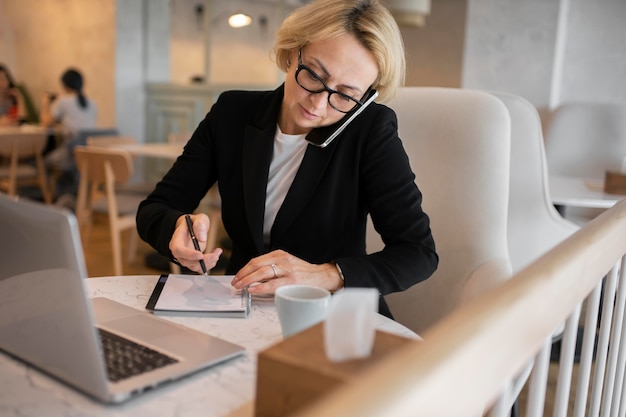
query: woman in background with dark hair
40 68 97 136
0 63 26 126
40 68 98 203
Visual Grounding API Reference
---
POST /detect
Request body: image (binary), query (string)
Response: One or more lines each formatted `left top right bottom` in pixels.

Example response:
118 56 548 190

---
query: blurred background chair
0 127 52 203
544 102 626 224
489 91 580 415
74 145 144 276
46 127 119 202
86 134 155 196
490 92 579 274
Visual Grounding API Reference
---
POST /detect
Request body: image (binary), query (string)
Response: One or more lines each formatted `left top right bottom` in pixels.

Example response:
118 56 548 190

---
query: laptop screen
0 195 109 397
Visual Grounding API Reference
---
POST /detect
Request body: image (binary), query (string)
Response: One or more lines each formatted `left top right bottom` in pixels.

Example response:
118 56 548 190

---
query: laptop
0 194 245 403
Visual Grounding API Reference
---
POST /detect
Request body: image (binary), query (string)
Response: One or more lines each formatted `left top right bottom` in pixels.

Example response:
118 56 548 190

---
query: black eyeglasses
295 49 369 114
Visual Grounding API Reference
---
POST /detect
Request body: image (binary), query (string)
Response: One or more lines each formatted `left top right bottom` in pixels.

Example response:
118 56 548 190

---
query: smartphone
305 89 379 148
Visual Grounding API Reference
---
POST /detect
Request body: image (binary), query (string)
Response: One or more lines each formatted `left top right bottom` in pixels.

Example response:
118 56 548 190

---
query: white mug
275 285 331 338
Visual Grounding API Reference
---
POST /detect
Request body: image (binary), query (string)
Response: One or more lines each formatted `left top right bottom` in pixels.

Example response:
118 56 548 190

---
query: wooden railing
294 198 626 417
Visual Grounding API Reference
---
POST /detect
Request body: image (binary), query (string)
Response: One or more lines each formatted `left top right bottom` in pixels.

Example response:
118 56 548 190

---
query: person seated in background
0 64 26 126
40 68 98 203
137 0 438 318
40 67 98 140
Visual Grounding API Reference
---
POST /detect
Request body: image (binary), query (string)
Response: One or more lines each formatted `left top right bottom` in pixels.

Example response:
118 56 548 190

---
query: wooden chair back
74 145 139 276
0 129 51 203
74 145 133 186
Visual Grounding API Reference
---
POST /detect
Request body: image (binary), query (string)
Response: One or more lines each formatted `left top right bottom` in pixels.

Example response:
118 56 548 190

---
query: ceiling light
228 13 252 28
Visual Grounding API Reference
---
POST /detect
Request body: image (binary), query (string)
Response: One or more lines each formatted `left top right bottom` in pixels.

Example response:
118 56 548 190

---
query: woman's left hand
231 249 343 294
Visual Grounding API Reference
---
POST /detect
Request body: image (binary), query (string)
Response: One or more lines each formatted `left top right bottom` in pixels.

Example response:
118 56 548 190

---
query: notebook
0 194 245 404
146 274 251 317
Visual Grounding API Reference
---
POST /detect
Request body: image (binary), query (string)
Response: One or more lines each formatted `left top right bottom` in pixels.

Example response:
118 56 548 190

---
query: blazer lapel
238 84 336 250
241 88 283 253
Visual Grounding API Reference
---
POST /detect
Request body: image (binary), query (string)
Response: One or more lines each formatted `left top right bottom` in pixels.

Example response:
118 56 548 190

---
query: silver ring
270 263 278 278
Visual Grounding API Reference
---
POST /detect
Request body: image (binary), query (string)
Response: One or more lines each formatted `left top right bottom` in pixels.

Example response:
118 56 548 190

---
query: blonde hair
274 0 405 103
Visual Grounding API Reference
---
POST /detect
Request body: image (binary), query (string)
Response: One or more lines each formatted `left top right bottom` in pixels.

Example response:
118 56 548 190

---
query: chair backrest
0 130 48 158
545 102 626 180
74 146 133 185
67 128 120 151
373 87 513 334
489 91 579 272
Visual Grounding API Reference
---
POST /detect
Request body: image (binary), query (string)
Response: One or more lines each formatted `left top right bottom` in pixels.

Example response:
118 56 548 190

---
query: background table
549 175 624 209
0 275 417 417
112 142 183 161
549 175 626 226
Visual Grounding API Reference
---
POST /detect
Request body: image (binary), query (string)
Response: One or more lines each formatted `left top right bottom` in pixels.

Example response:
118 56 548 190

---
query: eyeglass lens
296 66 362 113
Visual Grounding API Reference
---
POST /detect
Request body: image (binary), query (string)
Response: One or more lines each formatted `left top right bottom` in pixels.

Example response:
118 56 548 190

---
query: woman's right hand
169 213 222 273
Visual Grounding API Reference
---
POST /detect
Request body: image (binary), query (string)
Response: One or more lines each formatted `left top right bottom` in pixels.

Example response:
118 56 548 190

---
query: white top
0 275 417 417
263 126 308 243
51 94 98 137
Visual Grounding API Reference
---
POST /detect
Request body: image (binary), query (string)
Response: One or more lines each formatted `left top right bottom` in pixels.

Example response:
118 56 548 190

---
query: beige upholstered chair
74 145 144 276
545 102 626 180
366 87 512 415
366 87 513 334
0 128 52 203
491 91 579 273
488 91 580 415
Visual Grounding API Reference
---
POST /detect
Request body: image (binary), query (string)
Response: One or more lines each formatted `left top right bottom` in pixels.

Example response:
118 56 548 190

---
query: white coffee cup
275 285 331 338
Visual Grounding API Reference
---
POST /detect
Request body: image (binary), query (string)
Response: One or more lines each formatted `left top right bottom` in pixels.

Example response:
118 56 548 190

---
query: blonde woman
137 0 437 318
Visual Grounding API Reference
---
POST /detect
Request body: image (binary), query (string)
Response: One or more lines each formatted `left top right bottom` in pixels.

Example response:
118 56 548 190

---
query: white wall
462 0 561 108
462 0 626 109
115 0 170 142
169 0 286 85
560 0 626 104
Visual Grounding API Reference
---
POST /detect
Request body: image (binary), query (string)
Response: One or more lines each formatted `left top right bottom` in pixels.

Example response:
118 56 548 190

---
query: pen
184 214 208 276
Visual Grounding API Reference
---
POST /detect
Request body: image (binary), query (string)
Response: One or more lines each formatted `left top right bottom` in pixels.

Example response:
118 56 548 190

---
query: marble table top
0 275 416 417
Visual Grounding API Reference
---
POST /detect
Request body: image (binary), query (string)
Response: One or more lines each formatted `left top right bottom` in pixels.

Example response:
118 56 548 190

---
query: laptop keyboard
98 328 179 382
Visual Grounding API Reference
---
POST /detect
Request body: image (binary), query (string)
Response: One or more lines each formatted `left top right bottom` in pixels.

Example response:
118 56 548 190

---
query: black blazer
137 85 438 317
